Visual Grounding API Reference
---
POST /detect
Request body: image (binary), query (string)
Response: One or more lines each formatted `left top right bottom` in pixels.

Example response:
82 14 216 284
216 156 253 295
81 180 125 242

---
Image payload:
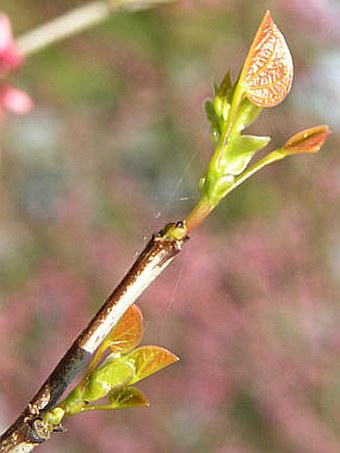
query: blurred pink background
1 0 340 452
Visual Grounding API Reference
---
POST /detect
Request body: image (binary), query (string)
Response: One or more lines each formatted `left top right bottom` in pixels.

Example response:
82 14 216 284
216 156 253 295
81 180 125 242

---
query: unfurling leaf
71 346 177 411
231 97 262 135
214 70 233 121
128 346 179 384
204 72 234 143
82 359 135 402
78 304 143 386
109 386 149 409
240 10 293 107
60 301 179 417
222 134 270 176
204 99 222 142
104 304 143 354
283 125 330 155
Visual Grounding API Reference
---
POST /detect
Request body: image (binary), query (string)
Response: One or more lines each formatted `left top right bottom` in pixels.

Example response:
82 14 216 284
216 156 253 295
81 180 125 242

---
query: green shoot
184 11 328 233
44 305 178 426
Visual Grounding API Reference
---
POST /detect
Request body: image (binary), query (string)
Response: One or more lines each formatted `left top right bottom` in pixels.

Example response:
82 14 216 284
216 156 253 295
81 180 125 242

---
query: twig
16 0 175 57
0 1 182 451
0 223 188 452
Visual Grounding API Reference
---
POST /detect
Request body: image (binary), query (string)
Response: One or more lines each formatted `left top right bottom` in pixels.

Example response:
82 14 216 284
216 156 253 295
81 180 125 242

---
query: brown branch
0 222 189 452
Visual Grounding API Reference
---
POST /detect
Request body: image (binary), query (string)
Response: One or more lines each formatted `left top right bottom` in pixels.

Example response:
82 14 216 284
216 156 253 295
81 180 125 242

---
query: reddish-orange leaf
240 10 293 107
106 304 143 354
283 125 330 154
128 346 179 384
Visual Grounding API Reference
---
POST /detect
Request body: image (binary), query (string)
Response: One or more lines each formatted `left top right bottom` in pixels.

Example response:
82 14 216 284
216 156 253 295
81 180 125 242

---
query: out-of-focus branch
16 0 175 57
0 223 188 452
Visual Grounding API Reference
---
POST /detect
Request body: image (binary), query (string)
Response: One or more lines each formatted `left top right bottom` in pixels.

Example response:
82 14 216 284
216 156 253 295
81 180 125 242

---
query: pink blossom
0 85 31 115
0 13 22 75
0 13 31 119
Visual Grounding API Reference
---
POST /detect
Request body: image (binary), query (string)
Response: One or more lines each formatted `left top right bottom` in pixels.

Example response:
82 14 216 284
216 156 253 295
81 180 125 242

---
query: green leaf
213 93 232 124
204 99 221 142
221 135 271 176
215 70 233 101
62 397 87 416
82 357 135 402
232 97 262 135
127 346 179 385
208 72 234 128
204 99 218 128
109 386 149 409
44 407 66 425
79 386 149 412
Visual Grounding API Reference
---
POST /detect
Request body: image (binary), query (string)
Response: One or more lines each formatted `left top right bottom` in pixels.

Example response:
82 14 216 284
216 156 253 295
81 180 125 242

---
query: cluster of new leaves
45 305 178 426
203 76 270 204
193 11 328 223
